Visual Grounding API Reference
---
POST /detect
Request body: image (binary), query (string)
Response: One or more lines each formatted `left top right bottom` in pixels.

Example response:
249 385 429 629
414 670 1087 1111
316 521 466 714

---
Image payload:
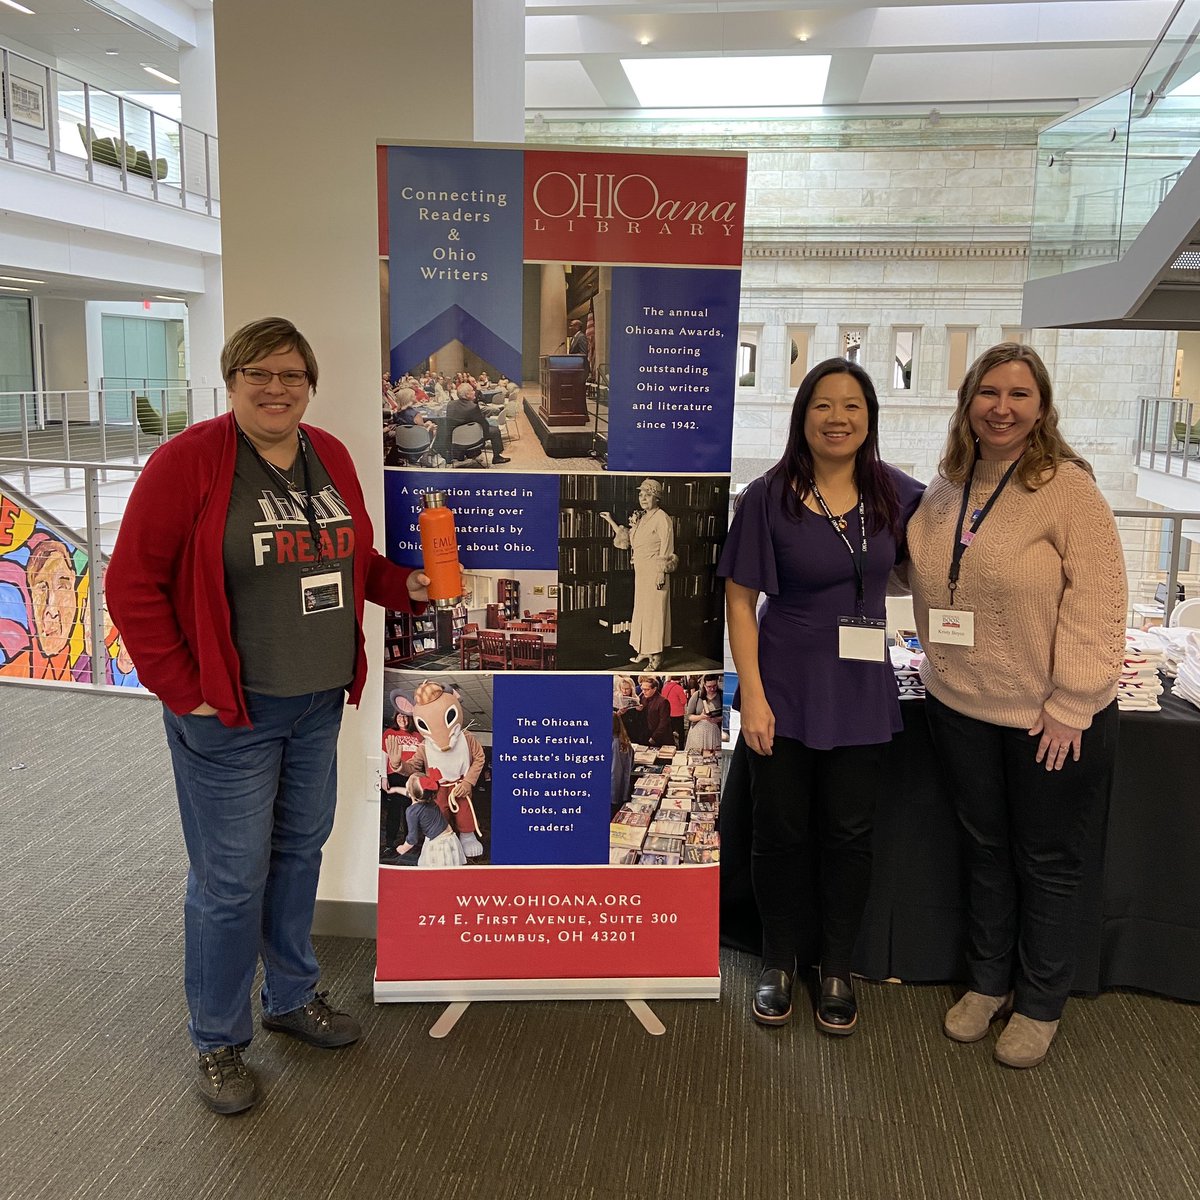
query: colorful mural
0 491 140 688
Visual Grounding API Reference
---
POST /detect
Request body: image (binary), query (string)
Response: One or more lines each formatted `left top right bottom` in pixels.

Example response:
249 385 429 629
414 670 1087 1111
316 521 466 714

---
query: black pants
745 733 883 979
925 694 1119 1021
381 773 410 847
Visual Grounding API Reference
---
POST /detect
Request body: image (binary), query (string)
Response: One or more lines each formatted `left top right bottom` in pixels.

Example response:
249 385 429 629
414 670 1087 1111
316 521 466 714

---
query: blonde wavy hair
938 342 1092 490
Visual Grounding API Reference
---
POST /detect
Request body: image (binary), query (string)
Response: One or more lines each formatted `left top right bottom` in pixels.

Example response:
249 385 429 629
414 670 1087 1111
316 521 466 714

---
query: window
840 326 865 366
737 326 760 388
891 328 918 391
786 325 813 390
946 327 975 391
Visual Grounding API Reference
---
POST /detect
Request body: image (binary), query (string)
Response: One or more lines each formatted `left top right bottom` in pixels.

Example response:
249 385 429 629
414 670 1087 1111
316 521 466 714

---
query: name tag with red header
927 608 975 646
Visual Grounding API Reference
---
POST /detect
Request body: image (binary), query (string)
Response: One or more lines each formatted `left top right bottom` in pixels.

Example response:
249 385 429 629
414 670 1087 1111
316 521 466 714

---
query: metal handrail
1 42 219 214
0 387 218 493
1136 395 1199 481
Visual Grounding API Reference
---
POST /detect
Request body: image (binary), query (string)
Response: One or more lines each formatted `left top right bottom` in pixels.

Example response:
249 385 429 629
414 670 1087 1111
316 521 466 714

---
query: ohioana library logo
528 170 741 239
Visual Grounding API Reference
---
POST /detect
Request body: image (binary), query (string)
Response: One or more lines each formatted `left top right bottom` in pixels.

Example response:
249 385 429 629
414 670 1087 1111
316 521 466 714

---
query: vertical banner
375 142 745 1001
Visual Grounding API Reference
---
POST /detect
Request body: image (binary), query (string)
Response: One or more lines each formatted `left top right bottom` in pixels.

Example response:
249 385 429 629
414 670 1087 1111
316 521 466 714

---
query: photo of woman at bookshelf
599 479 677 671
684 675 723 751
906 342 1125 1070
720 357 923 1035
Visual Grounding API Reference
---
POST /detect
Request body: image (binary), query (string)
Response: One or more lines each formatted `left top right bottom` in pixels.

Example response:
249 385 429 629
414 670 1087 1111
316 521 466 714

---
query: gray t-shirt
223 435 357 696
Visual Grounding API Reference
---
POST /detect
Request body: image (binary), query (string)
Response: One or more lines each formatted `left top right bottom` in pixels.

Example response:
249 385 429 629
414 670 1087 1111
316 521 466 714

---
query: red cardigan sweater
107 412 418 727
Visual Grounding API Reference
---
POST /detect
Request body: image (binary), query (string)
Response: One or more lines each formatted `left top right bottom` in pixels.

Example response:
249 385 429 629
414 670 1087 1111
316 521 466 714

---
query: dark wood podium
538 354 589 426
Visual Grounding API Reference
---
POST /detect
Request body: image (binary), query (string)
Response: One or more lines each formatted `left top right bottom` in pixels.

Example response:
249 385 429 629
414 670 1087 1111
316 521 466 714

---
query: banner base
373 973 720 1003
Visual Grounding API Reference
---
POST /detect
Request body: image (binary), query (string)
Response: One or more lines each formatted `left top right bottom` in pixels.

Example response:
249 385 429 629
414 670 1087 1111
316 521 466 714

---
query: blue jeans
162 689 345 1051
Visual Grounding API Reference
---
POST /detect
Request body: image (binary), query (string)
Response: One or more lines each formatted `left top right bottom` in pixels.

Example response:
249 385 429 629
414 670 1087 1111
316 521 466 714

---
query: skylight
620 55 831 108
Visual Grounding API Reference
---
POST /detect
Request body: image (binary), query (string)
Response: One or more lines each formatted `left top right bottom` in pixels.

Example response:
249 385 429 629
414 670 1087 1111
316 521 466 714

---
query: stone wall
530 115 1178 514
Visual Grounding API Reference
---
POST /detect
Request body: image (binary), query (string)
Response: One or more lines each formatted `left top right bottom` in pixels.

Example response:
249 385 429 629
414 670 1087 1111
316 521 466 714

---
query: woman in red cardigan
108 317 428 1115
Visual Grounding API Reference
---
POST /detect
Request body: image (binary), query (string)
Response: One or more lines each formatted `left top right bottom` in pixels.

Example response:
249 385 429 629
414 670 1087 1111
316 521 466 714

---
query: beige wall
213 0 494 908
38 298 88 392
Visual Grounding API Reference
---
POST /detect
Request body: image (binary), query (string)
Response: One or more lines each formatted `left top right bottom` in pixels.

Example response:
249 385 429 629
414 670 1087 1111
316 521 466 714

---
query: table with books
718 681 1200 1001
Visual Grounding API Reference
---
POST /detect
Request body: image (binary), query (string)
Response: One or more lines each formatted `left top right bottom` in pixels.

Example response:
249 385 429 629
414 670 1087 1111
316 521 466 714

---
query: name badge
301 569 344 615
927 608 975 646
838 616 886 663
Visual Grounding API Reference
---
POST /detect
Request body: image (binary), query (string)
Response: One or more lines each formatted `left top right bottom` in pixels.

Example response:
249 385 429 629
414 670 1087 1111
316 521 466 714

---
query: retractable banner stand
374 142 746 1005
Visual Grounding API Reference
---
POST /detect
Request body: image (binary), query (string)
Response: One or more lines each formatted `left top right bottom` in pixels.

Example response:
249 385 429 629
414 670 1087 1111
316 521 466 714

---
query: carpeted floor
2 684 1199 1200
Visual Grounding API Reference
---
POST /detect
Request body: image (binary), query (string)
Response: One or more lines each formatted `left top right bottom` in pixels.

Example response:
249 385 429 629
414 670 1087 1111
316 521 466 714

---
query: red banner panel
523 149 746 267
377 865 719 981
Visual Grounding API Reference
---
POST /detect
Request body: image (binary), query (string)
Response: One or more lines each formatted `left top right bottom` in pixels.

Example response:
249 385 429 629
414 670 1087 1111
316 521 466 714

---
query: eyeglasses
236 366 310 388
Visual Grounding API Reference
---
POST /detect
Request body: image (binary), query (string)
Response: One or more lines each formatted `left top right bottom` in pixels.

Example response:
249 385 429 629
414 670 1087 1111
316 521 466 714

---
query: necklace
810 482 858 532
258 441 304 495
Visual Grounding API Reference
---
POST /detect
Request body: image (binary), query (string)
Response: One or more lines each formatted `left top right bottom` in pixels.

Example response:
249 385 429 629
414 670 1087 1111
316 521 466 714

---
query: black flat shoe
752 966 795 1026
816 971 858 1036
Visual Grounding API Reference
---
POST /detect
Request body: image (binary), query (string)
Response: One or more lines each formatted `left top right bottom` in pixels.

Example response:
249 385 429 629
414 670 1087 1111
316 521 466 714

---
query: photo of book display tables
611 745 721 865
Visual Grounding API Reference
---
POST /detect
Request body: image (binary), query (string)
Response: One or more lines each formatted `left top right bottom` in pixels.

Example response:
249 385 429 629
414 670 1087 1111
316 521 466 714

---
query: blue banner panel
383 470 559 571
490 674 613 865
606 267 740 474
386 145 524 380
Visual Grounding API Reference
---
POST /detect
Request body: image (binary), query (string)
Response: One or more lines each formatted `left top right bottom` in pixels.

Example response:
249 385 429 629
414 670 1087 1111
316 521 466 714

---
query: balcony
2 44 218 217
1022 0 1200 329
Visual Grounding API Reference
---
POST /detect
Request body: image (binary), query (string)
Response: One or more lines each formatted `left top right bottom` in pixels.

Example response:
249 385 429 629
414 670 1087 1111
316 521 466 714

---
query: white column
473 0 525 143
185 255 224 415
214 0 521 912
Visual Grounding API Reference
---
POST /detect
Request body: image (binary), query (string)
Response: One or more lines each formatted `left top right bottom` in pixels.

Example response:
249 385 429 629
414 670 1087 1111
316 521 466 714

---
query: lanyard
947 455 1022 605
238 426 327 563
811 483 867 617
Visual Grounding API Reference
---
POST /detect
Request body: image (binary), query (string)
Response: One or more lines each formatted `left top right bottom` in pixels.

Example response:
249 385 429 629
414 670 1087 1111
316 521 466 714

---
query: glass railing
1030 0 1200 277
1 44 218 214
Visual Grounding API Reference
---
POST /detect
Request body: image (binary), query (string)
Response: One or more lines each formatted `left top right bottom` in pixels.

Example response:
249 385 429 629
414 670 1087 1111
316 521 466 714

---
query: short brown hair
220 317 319 392
939 342 1091 489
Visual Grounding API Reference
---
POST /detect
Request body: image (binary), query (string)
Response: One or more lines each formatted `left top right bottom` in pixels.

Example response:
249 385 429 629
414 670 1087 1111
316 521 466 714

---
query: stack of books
890 645 925 700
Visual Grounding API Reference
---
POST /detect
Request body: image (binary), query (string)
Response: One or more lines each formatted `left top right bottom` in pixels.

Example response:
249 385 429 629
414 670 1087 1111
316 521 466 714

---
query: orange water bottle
418 491 463 608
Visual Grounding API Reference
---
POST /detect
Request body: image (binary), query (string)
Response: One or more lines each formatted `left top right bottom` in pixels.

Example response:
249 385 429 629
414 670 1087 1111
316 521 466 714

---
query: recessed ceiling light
621 55 831 108
105 48 119 55
638 35 652 47
0 0 36 14
0 274 44 284
797 33 809 42
141 65 180 85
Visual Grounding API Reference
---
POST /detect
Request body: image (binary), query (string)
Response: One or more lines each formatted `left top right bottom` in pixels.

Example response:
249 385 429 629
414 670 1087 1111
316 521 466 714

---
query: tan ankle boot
943 990 1014 1043
994 1013 1059 1068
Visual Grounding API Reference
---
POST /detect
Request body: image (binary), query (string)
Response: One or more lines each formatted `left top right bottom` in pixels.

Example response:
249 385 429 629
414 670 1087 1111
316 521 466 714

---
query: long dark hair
769 357 902 542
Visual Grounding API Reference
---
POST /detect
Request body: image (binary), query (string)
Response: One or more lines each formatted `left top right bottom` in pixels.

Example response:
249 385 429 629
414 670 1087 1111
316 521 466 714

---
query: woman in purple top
719 358 923 1035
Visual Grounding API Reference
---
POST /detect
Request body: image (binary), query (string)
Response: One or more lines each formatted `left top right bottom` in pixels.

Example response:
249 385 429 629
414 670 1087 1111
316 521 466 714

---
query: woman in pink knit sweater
907 342 1126 1070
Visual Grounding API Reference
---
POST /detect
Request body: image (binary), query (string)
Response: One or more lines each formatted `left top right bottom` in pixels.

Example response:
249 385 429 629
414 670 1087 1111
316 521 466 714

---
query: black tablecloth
719 683 1200 1001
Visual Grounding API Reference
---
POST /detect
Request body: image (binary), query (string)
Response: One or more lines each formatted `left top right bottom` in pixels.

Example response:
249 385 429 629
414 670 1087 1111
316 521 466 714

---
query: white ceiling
0 0 208 95
0 0 1178 115
525 0 1178 114
0 0 1181 301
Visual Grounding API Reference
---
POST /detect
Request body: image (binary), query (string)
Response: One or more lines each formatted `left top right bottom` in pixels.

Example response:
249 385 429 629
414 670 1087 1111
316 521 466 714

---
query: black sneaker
196 1046 257 1114
262 991 361 1049
493 455 511 464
